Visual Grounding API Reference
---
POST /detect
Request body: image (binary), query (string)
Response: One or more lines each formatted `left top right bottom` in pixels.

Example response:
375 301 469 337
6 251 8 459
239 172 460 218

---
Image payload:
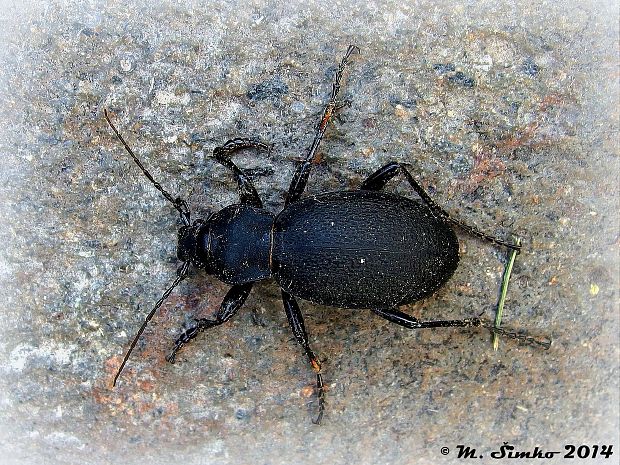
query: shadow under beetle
105 45 550 424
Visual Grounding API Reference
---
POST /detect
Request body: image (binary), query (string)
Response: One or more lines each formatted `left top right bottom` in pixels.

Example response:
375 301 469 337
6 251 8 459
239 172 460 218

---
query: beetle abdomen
271 190 459 309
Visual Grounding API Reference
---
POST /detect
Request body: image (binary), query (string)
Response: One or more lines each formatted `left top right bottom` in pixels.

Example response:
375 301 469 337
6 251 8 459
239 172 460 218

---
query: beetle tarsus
166 320 207 364
285 45 360 206
282 290 328 423
212 138 271 208
166 284 253 364
312 372 326 425
481 320 552 349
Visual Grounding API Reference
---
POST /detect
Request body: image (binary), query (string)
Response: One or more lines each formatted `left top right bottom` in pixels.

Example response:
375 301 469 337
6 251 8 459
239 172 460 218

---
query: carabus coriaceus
105 45 549 424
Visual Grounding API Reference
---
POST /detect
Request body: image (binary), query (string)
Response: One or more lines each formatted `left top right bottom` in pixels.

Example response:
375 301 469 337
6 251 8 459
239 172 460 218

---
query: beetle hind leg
371 307 481 330
372 308 551 349
281 290 326 425
360 161 521 251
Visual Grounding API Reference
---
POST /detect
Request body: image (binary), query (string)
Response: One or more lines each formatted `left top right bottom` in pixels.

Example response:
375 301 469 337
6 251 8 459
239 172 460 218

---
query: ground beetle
105 46 549 424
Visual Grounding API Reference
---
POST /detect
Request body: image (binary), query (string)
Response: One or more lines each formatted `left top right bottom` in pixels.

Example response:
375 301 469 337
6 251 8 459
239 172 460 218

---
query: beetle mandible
105 45 549 424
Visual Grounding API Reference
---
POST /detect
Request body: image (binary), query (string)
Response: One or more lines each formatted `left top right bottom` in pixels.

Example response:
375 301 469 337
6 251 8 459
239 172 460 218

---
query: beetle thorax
177 219 208 267
203 204 275 285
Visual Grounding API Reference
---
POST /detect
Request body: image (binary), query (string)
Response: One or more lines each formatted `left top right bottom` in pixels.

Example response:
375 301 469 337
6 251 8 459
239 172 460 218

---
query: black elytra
105 45 549 425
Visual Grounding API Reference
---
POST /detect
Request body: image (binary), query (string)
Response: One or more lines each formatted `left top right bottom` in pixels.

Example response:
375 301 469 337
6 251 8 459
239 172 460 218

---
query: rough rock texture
0 1 618 464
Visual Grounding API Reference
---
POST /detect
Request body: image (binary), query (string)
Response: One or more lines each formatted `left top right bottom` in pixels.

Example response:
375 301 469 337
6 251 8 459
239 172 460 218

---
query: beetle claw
166 344 181 364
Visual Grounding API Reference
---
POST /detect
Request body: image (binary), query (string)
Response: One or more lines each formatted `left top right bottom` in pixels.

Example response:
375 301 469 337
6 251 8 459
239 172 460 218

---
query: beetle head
177 219 210 268
177 221 200 263
177 225 195 262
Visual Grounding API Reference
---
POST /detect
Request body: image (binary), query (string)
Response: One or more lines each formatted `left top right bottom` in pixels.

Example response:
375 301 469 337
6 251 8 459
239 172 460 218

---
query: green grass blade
493 236 522 351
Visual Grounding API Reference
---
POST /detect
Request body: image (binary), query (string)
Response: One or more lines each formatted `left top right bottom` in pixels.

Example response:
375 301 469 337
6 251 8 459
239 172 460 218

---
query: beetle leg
166 282 253 363
241 166 275 178
281 290 326 425
372 308 551 349
285 45 360 207
360 161 521 252
213 138 271 208
371 307 481 330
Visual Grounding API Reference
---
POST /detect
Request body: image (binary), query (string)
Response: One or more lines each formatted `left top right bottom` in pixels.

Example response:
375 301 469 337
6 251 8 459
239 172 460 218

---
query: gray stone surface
0 1 618 464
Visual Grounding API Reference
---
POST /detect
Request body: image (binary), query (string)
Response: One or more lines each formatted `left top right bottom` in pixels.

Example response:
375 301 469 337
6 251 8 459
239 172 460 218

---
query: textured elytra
271 190 460 309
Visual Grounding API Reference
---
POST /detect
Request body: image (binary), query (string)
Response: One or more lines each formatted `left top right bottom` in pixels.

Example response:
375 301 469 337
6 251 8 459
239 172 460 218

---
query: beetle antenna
104 109 191 226
112 261 190 387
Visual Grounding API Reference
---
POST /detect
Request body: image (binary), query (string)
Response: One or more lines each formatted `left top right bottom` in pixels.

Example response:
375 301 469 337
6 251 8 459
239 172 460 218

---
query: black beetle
105 46 548 424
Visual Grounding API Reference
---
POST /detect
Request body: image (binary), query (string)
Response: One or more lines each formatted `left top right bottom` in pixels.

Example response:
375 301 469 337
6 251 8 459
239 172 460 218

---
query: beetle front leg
166 282 253 363
281 290 326 425
213 138 271 208
360 161 521 251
